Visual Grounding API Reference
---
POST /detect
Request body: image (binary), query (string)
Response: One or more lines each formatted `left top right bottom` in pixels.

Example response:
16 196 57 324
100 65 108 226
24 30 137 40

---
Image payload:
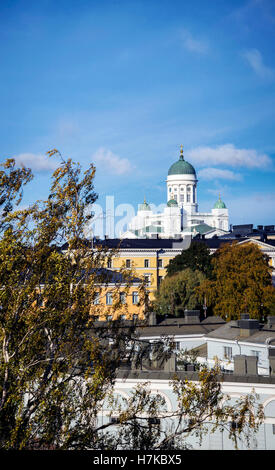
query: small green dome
138 198 151 211
168 148 196 176
167 199 178 207
214 195 226 209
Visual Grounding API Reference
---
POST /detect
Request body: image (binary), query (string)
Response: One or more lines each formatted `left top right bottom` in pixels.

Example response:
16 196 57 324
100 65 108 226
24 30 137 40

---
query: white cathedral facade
122 146 230 239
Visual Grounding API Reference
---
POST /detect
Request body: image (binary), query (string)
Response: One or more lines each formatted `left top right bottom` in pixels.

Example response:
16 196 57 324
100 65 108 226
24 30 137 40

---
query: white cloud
92 148 133 175
242 48 275 79
186 144 272 169
198 167 242 181
181 29 209 54
14 153 58 172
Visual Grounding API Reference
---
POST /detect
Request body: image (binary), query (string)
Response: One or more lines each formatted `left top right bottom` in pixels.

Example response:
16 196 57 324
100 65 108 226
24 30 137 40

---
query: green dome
214 196 226 209
167 199 178 207
138 198 151 211
168 149 196 176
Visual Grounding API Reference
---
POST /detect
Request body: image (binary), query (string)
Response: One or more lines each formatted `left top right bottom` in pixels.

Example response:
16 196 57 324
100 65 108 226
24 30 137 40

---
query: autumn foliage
197 242 275 321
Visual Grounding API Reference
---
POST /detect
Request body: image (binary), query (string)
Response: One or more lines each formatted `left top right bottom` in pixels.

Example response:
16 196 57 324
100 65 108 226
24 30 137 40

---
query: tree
153 268 206 316
99 364 264 450
166 241 212 278
0 153 264 450
197 242 275 321
0 152 146 449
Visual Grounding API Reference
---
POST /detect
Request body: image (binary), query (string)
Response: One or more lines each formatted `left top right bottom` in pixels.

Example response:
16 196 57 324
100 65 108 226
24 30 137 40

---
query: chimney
234 355 258 376
237 318 260 337
148 312 157 326
267 316 275 329
260 231 267 243
163 355 177 372
246 356 258 375
184 310 201 324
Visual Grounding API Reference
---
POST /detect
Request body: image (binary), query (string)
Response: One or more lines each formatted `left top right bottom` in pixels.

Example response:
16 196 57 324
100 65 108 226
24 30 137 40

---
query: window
231 421 241 431
148 418 160 425
110 417 119 424
144 275 151 286
272 424 275 435
174 194 177 202
120 292 126 304
120 315 126 320
223 346 232 360
126 259 131 268
106 293 113 305
158 259 163 268
106 315 112 321
187 186 191 203
180 194 184 202
144 259 149 268
107 259 112 268
132 314 138 321
132 291 139 305
94 292 100 305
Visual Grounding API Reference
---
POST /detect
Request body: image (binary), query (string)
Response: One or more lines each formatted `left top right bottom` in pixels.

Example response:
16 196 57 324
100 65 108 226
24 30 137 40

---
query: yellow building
97 237 191 303
91 234 275 321
91 279 145 321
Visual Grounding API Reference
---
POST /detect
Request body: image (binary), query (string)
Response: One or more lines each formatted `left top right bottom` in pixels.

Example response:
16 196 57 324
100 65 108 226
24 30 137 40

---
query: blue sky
0 0 275 234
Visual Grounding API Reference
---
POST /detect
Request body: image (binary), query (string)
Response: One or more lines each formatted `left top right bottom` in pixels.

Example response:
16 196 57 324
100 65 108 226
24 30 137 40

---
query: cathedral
122 146 229 239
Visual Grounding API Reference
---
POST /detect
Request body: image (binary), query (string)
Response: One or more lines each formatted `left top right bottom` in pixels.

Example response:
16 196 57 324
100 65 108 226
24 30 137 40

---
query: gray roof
206 320 275 345
137 316 225 338
116 368 275 385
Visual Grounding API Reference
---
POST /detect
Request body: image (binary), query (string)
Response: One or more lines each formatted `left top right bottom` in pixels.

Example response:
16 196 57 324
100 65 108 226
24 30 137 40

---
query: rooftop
138 315 225 338
116 368 275 385
206 318 275 345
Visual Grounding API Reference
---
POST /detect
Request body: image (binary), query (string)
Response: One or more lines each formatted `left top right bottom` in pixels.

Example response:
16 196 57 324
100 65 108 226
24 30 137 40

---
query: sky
0 0 275 236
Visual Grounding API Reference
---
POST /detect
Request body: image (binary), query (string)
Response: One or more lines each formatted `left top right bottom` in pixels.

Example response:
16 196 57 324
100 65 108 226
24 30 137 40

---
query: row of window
172 193 195 203
168 186 196 203
169 185 194 192
107 259 164 269
94 292 139 305
110 417 160 425
104 314 139 322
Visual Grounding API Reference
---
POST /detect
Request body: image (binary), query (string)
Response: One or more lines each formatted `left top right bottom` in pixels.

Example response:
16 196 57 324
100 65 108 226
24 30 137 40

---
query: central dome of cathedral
168 147 196 176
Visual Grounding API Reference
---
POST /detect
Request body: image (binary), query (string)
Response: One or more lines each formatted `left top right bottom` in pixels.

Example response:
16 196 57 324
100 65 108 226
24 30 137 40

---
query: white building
100 312 275 450
123 146 229 239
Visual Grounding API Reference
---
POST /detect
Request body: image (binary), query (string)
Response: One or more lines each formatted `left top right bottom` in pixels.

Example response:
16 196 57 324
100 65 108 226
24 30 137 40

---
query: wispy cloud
92 148 134 175
198 167 242 181
186 144 272 169
13 153 58 172
242 48 275 79
181 29 209 54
